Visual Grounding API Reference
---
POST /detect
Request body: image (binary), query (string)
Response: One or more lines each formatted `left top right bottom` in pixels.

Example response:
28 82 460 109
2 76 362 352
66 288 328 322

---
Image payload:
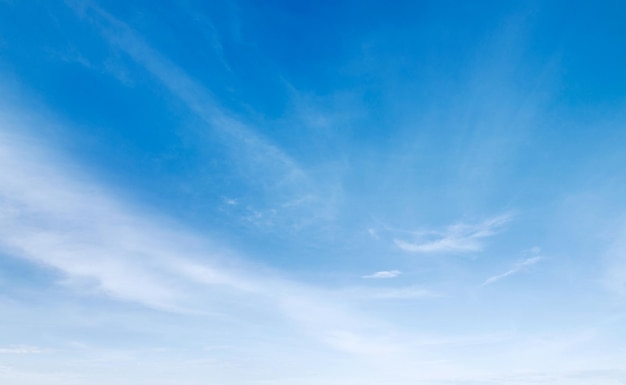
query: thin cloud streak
482 256 543 286
73 3 304 185
0 129 220 311
64 2 339 232
394 215 512 254
0 346 48 355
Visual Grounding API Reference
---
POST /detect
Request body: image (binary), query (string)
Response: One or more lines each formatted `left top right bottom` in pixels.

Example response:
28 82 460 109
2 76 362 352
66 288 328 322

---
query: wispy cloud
0 130 215 310
362 270 401 279
338 285 437 301
0 122 619 383
394 215 512 254
0 119 399 357
363 286 437 300
66 2 337 231
101 15 299 182
482 256 543 286
0 345 48 354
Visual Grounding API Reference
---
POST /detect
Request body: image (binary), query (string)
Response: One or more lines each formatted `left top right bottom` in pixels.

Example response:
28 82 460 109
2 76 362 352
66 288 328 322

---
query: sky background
1 1 626 384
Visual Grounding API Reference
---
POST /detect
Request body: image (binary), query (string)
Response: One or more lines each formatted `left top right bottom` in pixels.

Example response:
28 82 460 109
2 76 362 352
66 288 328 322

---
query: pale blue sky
1 1 626 384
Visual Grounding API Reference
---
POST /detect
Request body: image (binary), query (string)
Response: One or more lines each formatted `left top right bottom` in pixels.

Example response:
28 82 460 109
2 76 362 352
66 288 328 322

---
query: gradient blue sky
1 1 626 384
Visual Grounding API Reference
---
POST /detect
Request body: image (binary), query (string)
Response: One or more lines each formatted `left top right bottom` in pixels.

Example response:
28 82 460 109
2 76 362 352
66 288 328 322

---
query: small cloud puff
362 270 401 279
223 197 238 205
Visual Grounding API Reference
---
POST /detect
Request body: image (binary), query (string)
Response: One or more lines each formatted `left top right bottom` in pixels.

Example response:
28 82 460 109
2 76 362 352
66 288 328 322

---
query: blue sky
1 1 626 384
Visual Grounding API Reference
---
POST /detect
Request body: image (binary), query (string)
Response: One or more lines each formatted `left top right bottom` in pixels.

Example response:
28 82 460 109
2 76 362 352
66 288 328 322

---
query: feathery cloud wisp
74 3 306 188
0 119 400 357
482 256 543 286
394 215 512 254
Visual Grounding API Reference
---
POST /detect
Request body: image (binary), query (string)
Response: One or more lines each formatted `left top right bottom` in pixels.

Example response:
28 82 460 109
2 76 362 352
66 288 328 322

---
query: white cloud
0 117 399 358
394 215 512 254
224 197 238 206
482 256 543 286
0 148 183 308
362 270 401 279
0 115 622 385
